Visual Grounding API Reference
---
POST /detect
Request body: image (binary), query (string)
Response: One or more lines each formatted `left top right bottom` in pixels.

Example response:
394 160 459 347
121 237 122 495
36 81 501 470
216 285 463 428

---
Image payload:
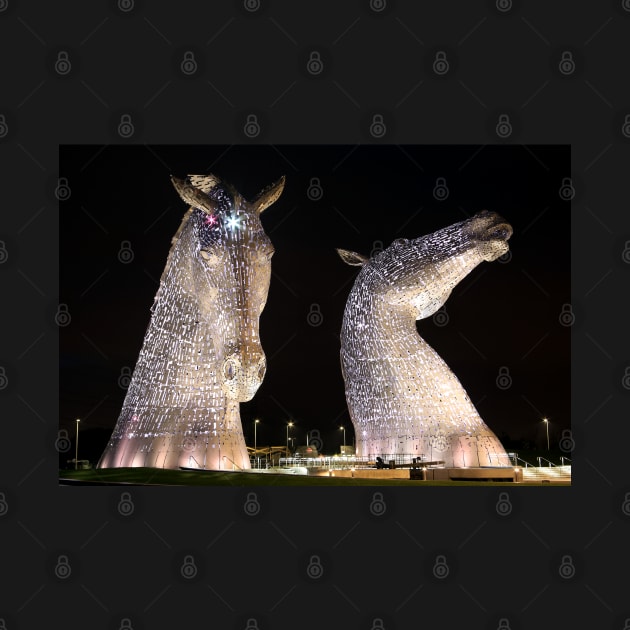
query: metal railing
510 454 534 468
536 456 556 467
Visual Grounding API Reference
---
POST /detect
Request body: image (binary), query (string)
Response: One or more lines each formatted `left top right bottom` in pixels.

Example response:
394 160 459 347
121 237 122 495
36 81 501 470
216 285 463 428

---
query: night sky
60 144 570 459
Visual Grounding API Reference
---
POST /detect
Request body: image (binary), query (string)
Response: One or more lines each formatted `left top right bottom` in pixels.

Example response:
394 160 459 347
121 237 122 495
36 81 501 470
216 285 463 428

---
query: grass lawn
59 467 568 487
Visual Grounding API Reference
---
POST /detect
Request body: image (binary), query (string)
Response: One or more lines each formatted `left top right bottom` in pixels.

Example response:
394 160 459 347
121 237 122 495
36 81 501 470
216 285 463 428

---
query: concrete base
310 468 412 479
308 466 521 482
426 467 521 482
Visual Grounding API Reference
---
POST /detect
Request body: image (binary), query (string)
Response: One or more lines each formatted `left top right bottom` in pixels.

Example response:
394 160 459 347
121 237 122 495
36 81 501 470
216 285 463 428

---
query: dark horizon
60 144 570 460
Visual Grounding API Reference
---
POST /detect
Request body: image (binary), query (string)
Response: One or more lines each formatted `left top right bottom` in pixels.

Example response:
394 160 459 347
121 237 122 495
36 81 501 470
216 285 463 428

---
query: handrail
512 455 534 468
560 456 571 465
536 456 556 467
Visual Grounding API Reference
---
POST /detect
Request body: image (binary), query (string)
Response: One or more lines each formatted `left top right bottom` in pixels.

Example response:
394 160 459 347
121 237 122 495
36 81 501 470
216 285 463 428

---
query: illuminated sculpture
337 210 513 467
98 173 284 470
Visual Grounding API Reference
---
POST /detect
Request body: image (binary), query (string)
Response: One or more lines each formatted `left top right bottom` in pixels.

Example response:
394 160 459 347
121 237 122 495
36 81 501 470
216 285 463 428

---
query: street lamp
254 419 260 469
339 425 346 452
542 418 549 451
286 421 293 457
75 418 80 470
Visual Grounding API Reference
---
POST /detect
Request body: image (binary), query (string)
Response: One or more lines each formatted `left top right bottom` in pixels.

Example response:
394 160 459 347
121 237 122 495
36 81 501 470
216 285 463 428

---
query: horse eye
200 250 220 265
224 360 236 380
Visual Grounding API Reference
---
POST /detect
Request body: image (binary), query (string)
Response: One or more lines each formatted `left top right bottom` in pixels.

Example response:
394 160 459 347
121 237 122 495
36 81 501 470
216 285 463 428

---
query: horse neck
141 219 223 379
342 287 424 359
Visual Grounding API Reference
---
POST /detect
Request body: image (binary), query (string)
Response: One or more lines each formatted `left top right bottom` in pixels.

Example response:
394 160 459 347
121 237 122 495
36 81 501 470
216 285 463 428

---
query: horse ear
337 248 368 267
252 176 285 214
171 176 218 215
187 174 221 194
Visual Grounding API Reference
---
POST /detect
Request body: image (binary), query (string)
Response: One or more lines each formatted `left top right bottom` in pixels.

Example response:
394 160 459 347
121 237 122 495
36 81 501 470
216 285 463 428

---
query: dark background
60 144 570 462
2 2 630 629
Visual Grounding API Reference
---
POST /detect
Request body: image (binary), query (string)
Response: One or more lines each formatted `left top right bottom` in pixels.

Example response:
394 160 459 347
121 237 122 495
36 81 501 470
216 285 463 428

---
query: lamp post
286 421 293 457
254 419 260 469
339 425 346 452
542 418 549 451
75 418 80 470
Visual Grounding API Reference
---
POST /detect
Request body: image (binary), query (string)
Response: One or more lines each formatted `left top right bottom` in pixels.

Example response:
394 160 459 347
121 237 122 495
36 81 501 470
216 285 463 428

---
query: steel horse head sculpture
98 173 284 470
337 210 513 468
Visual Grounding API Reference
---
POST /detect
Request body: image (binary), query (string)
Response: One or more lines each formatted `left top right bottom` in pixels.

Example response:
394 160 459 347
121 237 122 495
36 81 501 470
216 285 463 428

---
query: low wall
307 467 520 481
309 468 411 479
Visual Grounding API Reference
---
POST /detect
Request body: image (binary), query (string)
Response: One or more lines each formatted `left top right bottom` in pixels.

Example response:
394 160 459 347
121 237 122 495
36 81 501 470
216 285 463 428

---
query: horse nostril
258 361 266 380
487 223 512 241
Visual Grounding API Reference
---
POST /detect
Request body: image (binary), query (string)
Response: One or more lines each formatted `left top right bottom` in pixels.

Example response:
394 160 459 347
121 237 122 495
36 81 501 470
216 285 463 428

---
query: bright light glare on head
227 215 240 229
